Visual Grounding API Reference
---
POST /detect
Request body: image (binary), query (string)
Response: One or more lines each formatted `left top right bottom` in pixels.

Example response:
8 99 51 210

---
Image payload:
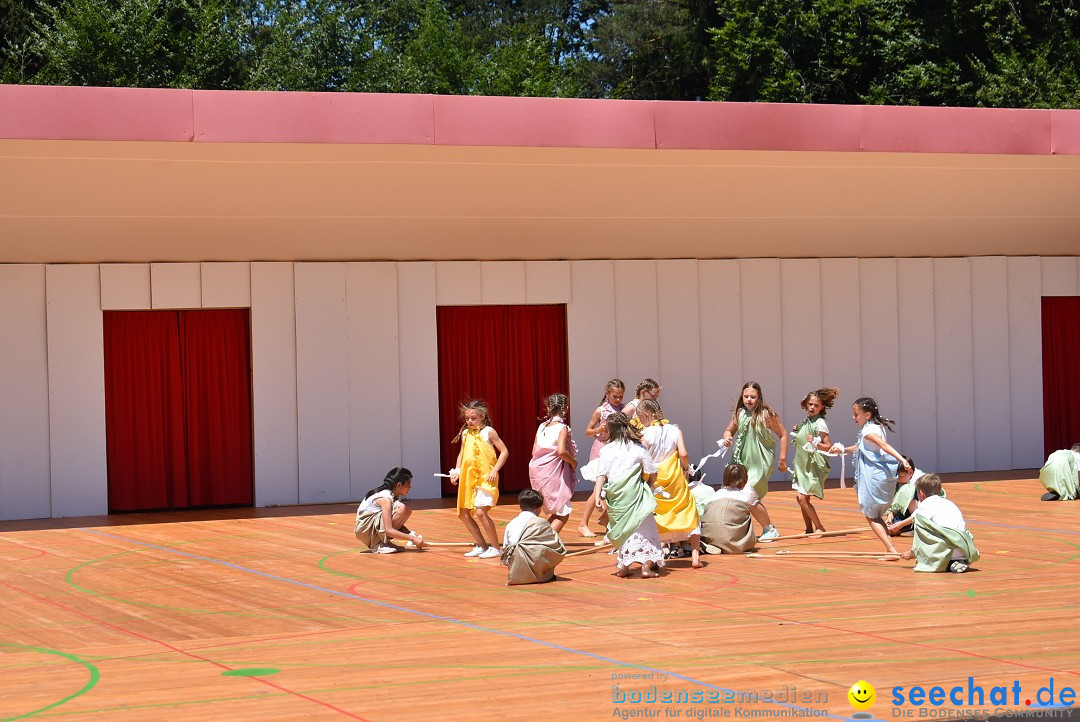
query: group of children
352 377 1023 583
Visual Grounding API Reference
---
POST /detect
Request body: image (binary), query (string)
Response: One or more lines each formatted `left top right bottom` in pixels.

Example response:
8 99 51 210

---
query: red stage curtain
104 311 188 511
437 305 569 494
180 310 253 506
1042 297 1080 457
104 309 252 511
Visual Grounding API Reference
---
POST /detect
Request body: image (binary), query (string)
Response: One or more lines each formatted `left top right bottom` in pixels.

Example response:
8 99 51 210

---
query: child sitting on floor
1038 444 1080 501
899 474 979 573
501 489 566 585
699 463 757 555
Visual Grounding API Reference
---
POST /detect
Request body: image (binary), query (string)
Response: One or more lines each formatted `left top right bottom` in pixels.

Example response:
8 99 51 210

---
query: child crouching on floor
699 463 757 555
900 474 979 573
501 489 566 585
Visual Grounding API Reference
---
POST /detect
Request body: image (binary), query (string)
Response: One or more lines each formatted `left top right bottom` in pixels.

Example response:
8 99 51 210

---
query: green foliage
29 0 247 88
709 0 1080 107
3 0 1078 107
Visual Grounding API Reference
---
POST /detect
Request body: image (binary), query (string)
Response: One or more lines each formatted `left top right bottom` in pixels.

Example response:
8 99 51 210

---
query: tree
28 0 247 88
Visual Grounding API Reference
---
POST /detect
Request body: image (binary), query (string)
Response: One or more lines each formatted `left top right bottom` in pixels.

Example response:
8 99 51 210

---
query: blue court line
79 527 846 720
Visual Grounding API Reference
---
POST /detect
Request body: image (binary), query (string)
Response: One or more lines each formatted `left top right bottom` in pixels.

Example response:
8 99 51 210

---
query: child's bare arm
487 428 510 482
585 408 604 438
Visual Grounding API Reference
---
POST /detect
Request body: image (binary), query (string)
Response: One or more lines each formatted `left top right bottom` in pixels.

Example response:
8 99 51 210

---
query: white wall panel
294 263 350 503
657 260 703 457
45 265 107 517
613 260 660 392
480 261 526 305
347 263 402 499
435 261 481 306
151 263 201 309
779 259 823 458
567 261 617 458
1041 256 1079 296
738 259 785 480
896 258 938 470
0 266 51 520
251 263 299 506
820 259 861 457
933 258 976 471
698 261 742 453
525 261 571 304
398 262 441 499
971 257 1012 470
859 259 903 453
100 264 151 310
1006 257 1044 468
201 262 251 308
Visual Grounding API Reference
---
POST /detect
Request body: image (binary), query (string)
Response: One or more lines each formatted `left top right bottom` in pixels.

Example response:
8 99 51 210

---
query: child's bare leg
474 506 500 549
641 561 660 578
392 504 412 531
867 516 898 554
690 534 702 569
549 514 569 533
749 503 773 532
796 495 815 533
457 509 487 546
577 484 600 536
798 495 825 533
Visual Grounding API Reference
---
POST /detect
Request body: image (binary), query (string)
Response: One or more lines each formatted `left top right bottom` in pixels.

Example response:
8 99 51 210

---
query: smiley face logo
847 680 876 710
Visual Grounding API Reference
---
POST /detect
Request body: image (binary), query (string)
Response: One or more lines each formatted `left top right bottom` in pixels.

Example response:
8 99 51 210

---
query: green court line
0 643 99 721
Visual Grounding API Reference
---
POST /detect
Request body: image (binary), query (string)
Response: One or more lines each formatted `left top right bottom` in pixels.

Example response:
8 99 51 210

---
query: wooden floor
1 474 1077 722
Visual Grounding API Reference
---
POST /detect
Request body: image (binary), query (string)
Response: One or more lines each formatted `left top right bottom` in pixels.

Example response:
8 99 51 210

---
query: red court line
0 579 372 721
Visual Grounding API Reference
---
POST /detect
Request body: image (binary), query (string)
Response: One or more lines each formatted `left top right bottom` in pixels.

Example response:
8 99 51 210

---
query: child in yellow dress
449 399 509 559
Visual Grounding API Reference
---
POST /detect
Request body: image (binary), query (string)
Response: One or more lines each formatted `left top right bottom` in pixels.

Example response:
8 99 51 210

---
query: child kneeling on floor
900 474 979 573
699 463 757 555
501 489 566 585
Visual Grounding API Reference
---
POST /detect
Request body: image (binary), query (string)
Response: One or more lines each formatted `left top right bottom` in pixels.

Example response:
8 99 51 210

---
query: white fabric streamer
688 440 732 478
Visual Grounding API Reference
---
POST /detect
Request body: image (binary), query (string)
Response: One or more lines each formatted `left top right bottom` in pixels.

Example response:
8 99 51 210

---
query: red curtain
180 310 253 506
437 305 569 494
104 312 188 511
1042 297 1080 457
104 310 252 511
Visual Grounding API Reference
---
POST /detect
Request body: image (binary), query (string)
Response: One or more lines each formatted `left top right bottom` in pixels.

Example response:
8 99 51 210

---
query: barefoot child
900 474 979 573
354 468 425 553
501 489 567 585
638 399 702 568
528 393 578 533
843 397 911 555
699 463 757 555
589 412 664 579
579 379 625 537
790 387 840 534
449 399 509 559
1038 444 1080 501
722 381 788 540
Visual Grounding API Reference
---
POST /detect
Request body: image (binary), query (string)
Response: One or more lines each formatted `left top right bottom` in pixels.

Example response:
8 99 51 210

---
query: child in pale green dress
721 381 788 541
790 387 840 534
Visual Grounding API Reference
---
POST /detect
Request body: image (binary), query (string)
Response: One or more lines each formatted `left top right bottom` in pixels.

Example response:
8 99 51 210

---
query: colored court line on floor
79 527 849 720
0 578 371 722
0 643 99 721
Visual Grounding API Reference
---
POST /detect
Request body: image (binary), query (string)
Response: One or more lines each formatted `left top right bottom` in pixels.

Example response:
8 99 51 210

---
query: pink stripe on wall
0 84 193 142
654 101 863 151
192 90 434 144
432 95 656 149
860 105 1051 154
2 84 1080 155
